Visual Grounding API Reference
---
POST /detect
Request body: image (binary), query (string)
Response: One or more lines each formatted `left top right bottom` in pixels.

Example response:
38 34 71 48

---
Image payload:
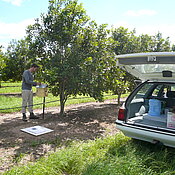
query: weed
12 153 26 163
4 133 175 175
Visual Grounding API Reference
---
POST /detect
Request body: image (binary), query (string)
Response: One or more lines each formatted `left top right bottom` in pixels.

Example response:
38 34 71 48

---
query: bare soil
0 99 121 173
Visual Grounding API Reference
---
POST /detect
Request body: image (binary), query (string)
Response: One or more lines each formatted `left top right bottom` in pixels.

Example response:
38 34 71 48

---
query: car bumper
116 120 175 148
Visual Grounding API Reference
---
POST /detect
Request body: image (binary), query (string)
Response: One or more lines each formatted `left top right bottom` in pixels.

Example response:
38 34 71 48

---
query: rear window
134 64 175 74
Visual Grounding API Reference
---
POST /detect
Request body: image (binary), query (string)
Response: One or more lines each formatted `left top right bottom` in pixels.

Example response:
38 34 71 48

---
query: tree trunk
117 94 121 106
60 98 65 116
59 81 67 116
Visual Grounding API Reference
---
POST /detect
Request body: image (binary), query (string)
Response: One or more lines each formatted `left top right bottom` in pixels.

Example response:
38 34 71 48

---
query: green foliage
26 0 116 115
113 27 171 55
12 153 26 164
0 46 7 87
4 133 175 175
26 0 91 115
1 0 173 115
2 39 32 81
150 32 171 52
0 46 6 71
109 27 172 104
112 27 139 55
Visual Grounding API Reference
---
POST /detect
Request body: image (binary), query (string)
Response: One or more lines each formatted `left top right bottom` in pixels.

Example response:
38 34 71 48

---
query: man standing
21 64 41 121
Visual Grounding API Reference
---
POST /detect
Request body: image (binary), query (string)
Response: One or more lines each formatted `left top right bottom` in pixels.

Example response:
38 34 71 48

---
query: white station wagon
116 52 175 148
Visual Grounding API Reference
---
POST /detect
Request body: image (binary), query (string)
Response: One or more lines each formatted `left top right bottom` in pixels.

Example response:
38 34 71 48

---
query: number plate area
147 56 157 62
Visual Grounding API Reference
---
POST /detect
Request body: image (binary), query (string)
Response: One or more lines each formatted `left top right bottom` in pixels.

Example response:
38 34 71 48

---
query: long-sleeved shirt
22 70 37 90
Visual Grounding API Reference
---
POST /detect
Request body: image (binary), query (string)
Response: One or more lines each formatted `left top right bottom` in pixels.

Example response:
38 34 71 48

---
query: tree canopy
0 0 174 114
26 0 116 115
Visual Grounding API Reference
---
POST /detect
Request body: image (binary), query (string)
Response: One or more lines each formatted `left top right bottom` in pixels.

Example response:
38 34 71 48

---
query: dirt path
0 99 121 173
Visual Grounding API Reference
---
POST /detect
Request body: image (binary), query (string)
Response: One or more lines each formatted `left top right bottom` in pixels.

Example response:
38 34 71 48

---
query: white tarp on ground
21 125 53 136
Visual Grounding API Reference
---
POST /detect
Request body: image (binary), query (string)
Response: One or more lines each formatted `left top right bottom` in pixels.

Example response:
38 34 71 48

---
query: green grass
0 82 21 93
0 82 127 113
3 133 175 175
0 93 123 113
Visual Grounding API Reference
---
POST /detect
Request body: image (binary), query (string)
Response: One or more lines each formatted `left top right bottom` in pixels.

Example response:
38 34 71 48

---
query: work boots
29 112 39 119
22 113 39 121
22 113 27 122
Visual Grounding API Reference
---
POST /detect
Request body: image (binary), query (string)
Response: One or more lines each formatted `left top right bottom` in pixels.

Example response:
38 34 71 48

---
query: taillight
118 108 125 121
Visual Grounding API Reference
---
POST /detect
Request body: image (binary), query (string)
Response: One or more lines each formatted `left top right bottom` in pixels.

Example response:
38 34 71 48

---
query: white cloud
125 9 157 17
1 0 24 6
136 24 175 43
113 21 175 44
0 18 35 48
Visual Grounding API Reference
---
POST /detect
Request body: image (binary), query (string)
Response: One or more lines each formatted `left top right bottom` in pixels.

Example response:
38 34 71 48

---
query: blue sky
0 0 175 50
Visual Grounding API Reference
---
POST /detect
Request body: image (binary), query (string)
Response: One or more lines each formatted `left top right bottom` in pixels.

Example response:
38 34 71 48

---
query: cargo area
126 82 175 131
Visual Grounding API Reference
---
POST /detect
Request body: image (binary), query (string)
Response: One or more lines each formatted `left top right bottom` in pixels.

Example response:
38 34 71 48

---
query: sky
1 0 175 51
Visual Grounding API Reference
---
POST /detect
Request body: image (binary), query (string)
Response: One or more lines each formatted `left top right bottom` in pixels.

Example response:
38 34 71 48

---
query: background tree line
0 0 174 115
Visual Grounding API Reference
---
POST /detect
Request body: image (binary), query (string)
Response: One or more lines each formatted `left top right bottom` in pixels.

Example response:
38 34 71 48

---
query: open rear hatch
116 52 175 81
116 52 175 132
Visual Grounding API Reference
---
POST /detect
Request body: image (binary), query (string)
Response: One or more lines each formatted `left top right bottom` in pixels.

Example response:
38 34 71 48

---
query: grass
0 93 123 113
2 82 175 175
3 133 175 175
0 81 128 113
0 82 21 93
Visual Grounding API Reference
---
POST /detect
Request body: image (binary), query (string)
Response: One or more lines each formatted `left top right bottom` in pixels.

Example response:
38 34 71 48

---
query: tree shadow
0 101 121 172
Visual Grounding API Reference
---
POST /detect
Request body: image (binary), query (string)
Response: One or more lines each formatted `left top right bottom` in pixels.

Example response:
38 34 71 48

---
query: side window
151 84 163 97
171 86 175 91
134 83 153 99
161 85 171 98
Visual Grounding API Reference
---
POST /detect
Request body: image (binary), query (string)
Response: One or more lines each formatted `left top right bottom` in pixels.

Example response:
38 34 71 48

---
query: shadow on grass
82 138 175 175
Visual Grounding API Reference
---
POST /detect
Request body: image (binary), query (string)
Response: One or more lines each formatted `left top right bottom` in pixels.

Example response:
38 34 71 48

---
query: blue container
148 99 161 116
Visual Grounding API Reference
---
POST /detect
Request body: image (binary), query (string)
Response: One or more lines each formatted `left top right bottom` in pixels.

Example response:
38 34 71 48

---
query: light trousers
21 90 33 113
